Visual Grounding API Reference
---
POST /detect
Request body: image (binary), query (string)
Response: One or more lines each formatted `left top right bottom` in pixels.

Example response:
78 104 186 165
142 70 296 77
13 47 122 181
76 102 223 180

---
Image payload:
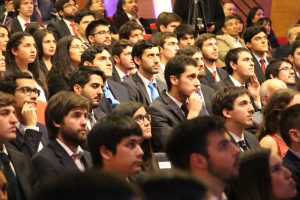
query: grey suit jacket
230 130 260 150
47 19 71 40
110 67 122 84
199 84 215 115
122 73 167 107
31 140 93 182
200 66 228 85
210 76 234 91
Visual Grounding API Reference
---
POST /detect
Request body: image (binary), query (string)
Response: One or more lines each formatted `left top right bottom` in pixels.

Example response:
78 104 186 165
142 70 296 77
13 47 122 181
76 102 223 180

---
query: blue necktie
148 83 159 101
103 85 120 107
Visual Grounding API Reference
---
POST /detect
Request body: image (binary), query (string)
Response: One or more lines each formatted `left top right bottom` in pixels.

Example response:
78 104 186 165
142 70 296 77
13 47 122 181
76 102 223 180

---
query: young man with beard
194 33 228 85
85 19 112 47
47 0 78 40
166 116 240 199
31 91 93 182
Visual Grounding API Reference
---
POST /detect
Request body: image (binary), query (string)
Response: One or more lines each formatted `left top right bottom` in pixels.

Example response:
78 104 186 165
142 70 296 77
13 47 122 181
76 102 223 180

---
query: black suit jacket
47 19 71 40
230 130 260 150
7 147 38 200
273 43 290 59
252 55 271 85
199 84 215 115
200 66 228 85
47 70 70 98
31 140 93 182
148 90 186 152
6 123 49 158
122 73 167 107
283 150 300 200
110 66 122 84
210 76 234 91
10 17 23 34
112 11 152 34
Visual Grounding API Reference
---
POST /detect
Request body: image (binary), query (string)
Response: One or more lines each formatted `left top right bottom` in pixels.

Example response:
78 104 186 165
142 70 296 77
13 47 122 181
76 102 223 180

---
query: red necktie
260 58 266 74
212 71 217 82
70 21 77 36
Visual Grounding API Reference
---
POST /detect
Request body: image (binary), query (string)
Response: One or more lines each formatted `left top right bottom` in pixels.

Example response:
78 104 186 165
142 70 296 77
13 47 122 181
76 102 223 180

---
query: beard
61 129 87 146
63 13 75 21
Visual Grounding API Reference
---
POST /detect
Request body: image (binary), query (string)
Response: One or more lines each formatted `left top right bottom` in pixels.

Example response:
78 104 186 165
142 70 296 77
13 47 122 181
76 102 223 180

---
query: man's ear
133 56 141 66
159 25 166 32
83 61 93 66
100 145 113 160
246 42 251 49
289 129 300 143
73 84 82 94
190 153 207 170
113 55 120 63
222 108 232 119
169 75 178 86
230 61 237 71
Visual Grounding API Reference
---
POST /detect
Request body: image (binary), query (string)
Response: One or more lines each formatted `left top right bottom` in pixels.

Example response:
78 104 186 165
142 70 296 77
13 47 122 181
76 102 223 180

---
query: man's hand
22 102 37 126
187 92 202 119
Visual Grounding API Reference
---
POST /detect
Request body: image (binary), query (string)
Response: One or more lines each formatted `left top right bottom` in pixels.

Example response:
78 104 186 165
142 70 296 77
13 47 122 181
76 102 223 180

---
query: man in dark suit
243 25 270 84
0 72 49 158
85 19 112 47
47 0 78 40
148 55 203 151
112 0 152 34
81 44 130 114
111 39 136 83
194 33 228 86
0 91 38 200
281 104 300 200
31 91 93 182
122 40 166 107
10 0 34 34
288 40 300 91
212 86 260 151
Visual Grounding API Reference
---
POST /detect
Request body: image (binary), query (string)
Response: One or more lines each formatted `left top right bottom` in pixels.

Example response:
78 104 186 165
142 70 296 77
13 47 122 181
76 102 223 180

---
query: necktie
237 140 249 151
103 85 120 107
0 152 23 200
260 58 266 74
181 103 189 118
87 113 96 129
148 83 159 101
24 22 30 30
70 21 77 36
122 74 129 81
212 71 217 82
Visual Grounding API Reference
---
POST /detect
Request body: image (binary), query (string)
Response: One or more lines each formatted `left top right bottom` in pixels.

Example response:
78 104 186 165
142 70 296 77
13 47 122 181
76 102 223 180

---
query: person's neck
71 62 79 70
115 63 130 75
232 73 247 85
252 51 265 58
203 59 216 70
18 14 30 22
225 121 244 138
42 56 52 71
160 56 168 65
139 69 154 82
15 59 29 72
168 88 187 104
57 135 78 153
290 143 300 153
78 34 87 42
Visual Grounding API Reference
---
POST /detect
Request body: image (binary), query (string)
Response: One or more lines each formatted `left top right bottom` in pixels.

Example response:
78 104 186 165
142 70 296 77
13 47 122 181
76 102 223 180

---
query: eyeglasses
278 67 294 71
16 87 41 97
134 113 151 124
92 30 111 36
63 3 78 8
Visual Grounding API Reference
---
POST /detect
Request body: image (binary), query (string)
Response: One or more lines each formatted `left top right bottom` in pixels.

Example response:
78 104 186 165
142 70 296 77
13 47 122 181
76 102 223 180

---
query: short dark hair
265 58 293 79
80 44 109 65
246 7 264 28
166 116 226 170
45 91 90 140
119 21 143 40
0 72 33 94
194 33 216 49
289 40 300 56
74 8 95 24
280 104 300 146
111 39 133 57
70 66 106 89
225 47 250 75
164 55 197 91
223 15 240 28
156 12 182 32
88 115 143 168
173 24 196 41
151 32 177 47
243 25 267 44
255 17 272 27
55 0 76 13
212 86 248 117
113 101 144 117
85 19 110 42
176 45 200 57
132 40 158 67
0 91 15 107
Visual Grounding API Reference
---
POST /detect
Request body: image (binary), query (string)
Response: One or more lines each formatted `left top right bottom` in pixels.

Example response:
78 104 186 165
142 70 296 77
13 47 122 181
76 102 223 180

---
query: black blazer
200 66 228 85
31 140 93 182
230 130 260 150
112 11 152 34
210 76 234 91
252 55 271 85
10 17 23 34
200 84 215 115
47 19 71 40
110 66 122 84
47 70 70 98
273 43 290 59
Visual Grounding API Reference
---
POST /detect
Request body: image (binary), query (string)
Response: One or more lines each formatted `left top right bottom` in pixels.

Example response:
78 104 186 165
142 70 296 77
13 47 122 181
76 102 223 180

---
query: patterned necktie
103 85 120 107
148 83 159 101
260 58 266 74
237 140 249 151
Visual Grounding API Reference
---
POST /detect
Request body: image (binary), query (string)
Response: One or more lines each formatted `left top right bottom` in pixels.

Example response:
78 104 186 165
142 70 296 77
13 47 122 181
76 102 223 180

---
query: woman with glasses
265 58 296 89
5 32 48 102
47 35 84 98
113 101 159 173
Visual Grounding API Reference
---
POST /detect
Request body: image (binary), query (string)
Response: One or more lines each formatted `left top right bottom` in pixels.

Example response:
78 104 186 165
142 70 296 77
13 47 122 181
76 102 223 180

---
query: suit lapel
133 73 151 104
160 92 186 121
204 67 215 83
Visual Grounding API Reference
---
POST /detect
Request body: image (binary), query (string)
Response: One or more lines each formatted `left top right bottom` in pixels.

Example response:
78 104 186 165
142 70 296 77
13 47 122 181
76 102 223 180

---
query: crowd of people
0 0 299 199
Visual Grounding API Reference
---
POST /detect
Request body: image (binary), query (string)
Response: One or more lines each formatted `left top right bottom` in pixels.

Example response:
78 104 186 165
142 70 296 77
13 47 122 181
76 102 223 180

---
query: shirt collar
166 91 184 108
228 131 245 142
229 75 245 86
137 71 156 86
115 66 127 80
252 53 267 64
56 138 84 157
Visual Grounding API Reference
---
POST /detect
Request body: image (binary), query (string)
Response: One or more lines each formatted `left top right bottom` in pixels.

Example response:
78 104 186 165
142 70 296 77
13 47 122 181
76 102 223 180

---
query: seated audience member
173 24 196 48
156 12 182 33
0 0 14 27
227 148 296 200
5 32 48 102
166 116 240 199
0 72 49 158
281 104 300 200
88 115 144 179
246 7 265 28
0 25 9 54
265 58 296 89
111 39 136 83
47 36 84 98
74 9 95 48
32 91 93 182
119 21 144 44
194 33 228 85
47 0 78 40
258 88 300 159
243 25 270 84
113 0 152 34
122 40 166 107
80 44 130 114
148 55 202 151
151 32 179 82
216 15 247 67
288 40 300 90
212 86 260 151
85 19 112 47
33 29 56 77
223 2 237 16
0 91 38 200
141 171 209 200
70 67 106 131
255 17 280 49
274 24 300 58
33 171 140 200
236 14 245 37
10 0 34 34
113 101 159 172
24 22 45 35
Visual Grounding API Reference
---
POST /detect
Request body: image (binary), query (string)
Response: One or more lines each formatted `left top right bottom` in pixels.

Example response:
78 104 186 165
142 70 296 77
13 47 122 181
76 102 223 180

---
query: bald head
260 79 288 107
223 2 237 16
